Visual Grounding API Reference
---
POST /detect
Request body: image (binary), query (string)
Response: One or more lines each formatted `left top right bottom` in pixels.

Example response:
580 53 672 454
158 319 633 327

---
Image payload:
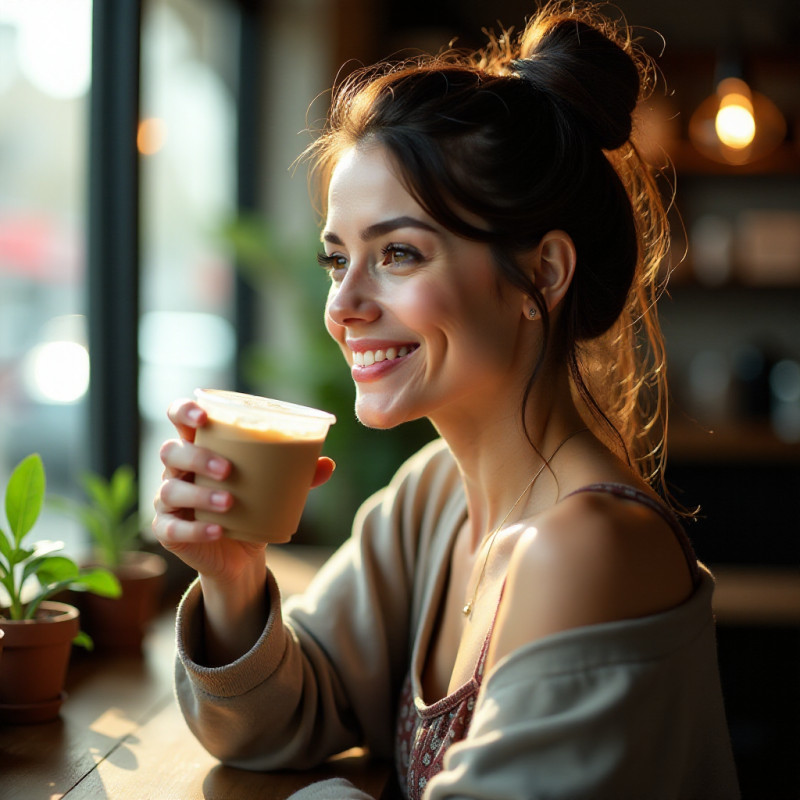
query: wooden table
0 547 392 800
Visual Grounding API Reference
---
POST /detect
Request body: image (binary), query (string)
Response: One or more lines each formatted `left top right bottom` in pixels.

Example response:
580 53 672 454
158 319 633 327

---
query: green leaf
5 454 45 545
73 630 94 650
20 548 65 584
81 472 113 514
118 514 142 552
75 568 122 598
0 571 17 609
85 514 116 560
109 465 136 514
32 555 79 585
0 528 12 563
7 546 33 568
49 493 119 566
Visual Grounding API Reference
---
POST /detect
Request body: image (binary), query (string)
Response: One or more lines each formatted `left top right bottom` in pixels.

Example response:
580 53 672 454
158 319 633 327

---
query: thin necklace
462 427 588 618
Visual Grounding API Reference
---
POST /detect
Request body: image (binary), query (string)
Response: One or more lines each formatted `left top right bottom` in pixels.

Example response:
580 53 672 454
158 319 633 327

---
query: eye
380 243 421 267
317 251 347 276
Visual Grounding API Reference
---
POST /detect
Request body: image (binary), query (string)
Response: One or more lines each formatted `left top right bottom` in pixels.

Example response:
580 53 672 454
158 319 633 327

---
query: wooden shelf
669 141 800 177
713 565 800 625
669 420 800 463
663 277 800 292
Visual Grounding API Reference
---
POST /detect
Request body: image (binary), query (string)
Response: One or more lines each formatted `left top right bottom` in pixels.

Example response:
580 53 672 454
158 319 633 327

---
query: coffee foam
194 389 335 440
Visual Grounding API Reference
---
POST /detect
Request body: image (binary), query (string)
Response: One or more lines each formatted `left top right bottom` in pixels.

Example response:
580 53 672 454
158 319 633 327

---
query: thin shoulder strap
566 483 700 585
475 482 700 681
475 596 502 683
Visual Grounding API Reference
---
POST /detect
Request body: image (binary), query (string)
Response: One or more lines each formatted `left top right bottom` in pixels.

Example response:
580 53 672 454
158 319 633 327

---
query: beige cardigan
175 438 740 799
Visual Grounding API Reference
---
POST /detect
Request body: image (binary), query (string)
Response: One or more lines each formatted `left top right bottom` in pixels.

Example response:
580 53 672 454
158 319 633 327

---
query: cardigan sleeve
174 439 460 772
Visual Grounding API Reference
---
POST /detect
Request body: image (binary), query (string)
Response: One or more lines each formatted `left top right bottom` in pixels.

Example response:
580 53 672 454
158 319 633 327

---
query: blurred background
0 0 797 795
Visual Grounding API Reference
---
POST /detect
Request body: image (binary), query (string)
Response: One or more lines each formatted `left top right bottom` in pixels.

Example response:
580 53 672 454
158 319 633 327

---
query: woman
153 2 739 797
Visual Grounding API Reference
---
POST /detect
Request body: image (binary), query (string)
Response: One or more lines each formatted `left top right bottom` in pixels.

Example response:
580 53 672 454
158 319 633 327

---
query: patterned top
392 483 701 800
394 613 495 800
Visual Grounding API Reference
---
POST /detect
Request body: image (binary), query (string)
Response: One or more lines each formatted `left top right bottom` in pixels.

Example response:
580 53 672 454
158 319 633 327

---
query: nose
326 266 381 327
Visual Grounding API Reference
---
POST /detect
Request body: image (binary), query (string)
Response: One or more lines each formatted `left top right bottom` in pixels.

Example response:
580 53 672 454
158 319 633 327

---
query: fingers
311 456 336 488
159 437 231 481
167 397 207 443
160 475 233 515
152 513 223 546
153 477 232 543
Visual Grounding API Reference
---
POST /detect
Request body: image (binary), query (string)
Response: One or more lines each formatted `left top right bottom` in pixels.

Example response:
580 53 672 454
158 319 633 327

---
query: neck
431 367 587 549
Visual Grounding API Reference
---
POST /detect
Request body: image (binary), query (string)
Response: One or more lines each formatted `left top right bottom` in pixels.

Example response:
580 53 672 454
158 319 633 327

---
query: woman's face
322 144 529 430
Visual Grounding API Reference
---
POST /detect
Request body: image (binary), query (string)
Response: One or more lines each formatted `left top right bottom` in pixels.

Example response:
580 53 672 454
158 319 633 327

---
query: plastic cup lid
193 389 336 436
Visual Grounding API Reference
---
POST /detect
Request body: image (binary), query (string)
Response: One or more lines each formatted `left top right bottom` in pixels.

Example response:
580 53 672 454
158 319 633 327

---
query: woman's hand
152 397 335 583
154 397 336 665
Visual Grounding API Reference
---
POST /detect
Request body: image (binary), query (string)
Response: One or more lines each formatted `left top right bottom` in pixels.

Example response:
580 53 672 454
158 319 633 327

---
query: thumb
310 456 336 488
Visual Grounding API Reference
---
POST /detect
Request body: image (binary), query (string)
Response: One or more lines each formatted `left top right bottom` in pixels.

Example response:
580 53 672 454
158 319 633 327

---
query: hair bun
513 18 640 150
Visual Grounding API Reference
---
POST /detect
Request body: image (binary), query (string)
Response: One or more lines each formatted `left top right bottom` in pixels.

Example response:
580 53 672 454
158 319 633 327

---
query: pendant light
688 58 786 166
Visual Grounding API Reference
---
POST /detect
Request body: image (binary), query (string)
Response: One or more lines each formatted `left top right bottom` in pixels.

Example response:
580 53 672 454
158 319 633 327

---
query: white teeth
352 345 414 366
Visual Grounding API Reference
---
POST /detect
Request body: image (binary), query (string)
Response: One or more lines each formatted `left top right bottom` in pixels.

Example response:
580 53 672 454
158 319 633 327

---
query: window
0 0 93 554
138 0 239 516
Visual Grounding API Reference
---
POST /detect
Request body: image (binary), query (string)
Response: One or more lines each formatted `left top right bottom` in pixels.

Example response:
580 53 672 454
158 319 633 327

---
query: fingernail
188 407 204 423
210 491 229 509
205 525 223 540
208 458 228 477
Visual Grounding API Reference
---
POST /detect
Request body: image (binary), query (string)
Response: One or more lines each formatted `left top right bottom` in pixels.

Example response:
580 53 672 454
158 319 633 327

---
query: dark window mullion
87 0 142 481
234 0 262 394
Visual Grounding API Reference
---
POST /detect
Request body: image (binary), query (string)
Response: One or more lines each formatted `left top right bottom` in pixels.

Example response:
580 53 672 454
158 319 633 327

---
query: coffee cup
192 389 336 543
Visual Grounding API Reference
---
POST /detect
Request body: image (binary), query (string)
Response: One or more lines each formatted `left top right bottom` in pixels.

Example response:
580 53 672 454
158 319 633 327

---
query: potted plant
0 453 121 724
51 465 167 652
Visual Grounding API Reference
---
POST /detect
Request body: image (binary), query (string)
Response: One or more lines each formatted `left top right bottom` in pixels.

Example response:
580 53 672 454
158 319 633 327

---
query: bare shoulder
487 488 695 668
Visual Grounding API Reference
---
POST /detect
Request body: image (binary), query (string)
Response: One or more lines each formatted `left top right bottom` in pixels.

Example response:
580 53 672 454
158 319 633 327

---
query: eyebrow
322 216 438 245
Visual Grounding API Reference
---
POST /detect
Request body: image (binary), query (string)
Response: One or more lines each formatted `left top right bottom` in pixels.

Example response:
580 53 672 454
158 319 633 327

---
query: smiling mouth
351 345 418 367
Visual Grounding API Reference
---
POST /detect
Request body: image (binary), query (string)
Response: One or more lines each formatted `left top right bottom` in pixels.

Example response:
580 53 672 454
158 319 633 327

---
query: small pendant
462 602 472 617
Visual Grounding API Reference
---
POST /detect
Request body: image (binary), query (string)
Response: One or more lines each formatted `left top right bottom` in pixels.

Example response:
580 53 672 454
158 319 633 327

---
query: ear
520 230 576 318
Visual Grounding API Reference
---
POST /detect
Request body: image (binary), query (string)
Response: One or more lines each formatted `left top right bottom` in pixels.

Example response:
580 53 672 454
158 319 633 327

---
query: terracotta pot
79 551 167 653
0 601 80 724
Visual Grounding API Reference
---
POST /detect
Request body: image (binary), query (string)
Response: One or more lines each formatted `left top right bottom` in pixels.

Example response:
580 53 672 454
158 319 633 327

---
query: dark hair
305 1 674 497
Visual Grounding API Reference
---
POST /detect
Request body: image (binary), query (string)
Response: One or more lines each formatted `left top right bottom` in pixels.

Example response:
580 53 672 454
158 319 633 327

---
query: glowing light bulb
714 79 755 149
688 73 785 165
715 103 755 148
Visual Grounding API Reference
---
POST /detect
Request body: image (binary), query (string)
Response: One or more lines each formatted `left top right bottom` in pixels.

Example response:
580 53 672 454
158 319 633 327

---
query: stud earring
528 307 537 319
